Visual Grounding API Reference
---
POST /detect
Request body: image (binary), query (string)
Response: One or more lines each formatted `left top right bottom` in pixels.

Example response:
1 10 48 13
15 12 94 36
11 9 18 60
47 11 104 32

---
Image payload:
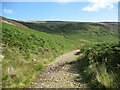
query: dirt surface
1 17 28 28
32 50 88 88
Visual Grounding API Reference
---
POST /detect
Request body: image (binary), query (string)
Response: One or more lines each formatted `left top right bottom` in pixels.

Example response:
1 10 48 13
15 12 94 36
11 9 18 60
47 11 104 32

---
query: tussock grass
1 20 118 88
79 43 120 88
1 23 78 88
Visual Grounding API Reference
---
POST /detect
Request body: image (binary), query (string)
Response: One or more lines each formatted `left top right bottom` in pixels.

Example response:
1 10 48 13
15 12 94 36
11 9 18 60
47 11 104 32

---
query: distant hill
18 20 117 32
1 17 118 43
17 19 118 43
101 22 118 25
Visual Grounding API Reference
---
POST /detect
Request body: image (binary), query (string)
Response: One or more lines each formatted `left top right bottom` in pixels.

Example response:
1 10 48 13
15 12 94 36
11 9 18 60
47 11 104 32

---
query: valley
1 17 120 88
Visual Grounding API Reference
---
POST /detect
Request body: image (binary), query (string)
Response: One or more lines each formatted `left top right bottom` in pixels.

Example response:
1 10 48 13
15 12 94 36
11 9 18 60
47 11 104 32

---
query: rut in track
32 50 88 88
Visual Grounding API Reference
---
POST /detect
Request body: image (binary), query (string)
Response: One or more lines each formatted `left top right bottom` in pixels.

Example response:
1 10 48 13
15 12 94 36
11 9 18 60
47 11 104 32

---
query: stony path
32 50 88 88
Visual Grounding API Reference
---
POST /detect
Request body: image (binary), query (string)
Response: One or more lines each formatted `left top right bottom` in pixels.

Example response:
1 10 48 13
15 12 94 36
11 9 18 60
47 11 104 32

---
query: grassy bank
1 18 119 88
78 43 120 88
1 23 78 88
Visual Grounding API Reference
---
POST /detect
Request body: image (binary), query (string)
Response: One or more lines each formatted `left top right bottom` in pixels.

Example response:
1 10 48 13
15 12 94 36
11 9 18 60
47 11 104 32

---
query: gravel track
32 50 88 88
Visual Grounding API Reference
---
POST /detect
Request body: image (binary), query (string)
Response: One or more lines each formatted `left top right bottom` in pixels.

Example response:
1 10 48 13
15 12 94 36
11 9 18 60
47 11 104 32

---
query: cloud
3 9 13 14
82 0 118 12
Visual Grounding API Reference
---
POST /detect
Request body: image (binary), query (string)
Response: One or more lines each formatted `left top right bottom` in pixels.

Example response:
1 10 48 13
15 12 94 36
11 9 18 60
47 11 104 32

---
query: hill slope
1 22 79 88
19 21 118 43
1 17 28 29
1 17 119 88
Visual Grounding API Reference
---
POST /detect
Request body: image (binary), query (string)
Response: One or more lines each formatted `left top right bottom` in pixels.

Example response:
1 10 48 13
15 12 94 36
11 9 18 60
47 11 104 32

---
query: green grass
78 43 120 88
20 21 118 44
1 22 79 88
1 18 119 88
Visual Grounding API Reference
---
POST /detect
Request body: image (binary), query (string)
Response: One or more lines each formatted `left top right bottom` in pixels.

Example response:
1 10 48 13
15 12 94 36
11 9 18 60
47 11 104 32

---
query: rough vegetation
79 43 120 88
1 17 119 88
1 22 77 88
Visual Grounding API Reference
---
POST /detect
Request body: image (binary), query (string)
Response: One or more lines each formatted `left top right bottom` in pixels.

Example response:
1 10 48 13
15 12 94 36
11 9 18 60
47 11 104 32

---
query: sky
2 0 119 22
